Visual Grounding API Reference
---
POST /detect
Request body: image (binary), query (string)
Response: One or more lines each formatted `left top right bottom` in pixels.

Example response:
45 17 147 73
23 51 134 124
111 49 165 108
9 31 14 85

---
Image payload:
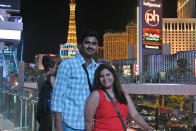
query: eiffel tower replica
67 0 77 45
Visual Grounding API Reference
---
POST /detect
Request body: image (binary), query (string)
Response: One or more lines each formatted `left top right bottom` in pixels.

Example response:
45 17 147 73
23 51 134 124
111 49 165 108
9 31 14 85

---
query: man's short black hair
79 30 99 44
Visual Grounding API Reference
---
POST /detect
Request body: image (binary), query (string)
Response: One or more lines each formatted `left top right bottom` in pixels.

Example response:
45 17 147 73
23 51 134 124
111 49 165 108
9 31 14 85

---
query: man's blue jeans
62 122 85 131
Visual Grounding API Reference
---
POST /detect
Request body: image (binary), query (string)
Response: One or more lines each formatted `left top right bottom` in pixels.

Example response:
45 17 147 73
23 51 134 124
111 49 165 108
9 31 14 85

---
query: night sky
21 0 177 62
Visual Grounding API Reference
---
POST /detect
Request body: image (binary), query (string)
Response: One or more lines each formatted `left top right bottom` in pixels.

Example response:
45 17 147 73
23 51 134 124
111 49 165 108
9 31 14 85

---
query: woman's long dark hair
42 55 55 72
93 64 127 105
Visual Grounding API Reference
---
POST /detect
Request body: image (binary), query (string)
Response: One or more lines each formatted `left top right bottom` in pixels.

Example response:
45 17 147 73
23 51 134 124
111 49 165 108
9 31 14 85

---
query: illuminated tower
67 0 77 45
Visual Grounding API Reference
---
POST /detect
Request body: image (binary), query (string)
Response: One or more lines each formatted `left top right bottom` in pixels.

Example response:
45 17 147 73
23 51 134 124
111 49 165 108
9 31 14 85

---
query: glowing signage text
145 37 160 41
143 2 161 8
143 33 161 42
143 28 162 47
144 45 160 49
145 9 160 26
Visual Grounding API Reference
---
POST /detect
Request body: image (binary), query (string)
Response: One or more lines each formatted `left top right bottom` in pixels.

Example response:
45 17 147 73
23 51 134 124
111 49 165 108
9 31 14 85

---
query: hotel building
103 32 128 62
177 0 196 18
103 22 137 62
104 18 196 60
162 18 196 54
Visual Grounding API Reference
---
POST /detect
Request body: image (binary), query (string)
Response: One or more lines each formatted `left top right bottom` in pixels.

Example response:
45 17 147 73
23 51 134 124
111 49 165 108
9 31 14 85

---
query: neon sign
143 33 160 42
145 9 160 26
143 28 161 46
144 45 160 49
141 0 162 52
143 2 161 8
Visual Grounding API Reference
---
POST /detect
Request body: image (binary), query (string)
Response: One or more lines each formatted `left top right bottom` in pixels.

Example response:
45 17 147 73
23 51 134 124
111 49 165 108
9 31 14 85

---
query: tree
169 58 191 82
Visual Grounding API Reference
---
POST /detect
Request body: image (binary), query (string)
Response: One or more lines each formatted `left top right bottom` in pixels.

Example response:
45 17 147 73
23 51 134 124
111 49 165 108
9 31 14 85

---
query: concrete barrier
122 83 196 95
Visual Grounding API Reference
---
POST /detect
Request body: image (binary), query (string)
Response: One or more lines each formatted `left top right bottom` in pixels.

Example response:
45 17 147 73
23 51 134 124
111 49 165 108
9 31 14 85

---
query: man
51 31 99 131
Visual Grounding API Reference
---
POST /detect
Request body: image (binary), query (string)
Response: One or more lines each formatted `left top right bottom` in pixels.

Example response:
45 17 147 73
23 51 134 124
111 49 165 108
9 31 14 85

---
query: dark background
21 0 177 62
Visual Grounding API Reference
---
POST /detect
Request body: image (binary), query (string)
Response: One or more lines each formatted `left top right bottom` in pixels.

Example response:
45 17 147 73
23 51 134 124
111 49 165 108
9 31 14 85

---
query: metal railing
0 81 39 131
119 72 196 84
0 79 196 131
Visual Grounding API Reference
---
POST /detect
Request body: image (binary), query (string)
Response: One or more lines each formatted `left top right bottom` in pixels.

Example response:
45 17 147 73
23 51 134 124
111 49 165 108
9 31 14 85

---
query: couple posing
50 30 153 131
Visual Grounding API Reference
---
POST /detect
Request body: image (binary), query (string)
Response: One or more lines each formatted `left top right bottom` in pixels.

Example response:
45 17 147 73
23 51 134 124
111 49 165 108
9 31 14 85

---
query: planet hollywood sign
143 0 162 28
145 9 160 27
141 0 162 50
143 1 161 8
143 28 162 46
143 33 160 42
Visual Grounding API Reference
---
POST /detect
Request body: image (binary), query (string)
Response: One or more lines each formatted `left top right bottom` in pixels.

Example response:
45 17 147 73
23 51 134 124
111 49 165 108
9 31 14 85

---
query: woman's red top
93 90 128 131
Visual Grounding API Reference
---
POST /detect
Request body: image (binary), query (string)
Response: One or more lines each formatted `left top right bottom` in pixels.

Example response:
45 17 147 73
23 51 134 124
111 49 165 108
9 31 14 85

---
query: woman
36 55 56 131
85 64 153 131
41 55 56 87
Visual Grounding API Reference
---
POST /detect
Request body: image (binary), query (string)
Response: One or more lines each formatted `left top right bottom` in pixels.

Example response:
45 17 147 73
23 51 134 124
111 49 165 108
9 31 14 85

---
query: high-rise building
162 18 196 54
67 0 77 45
126 22 137 59
177 0 196 18
126 21 137 45
103 22 137 62
103 32 128 62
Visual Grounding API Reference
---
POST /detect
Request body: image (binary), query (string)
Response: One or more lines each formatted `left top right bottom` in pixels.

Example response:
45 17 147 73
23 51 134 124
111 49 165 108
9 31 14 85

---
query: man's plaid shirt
51 53 98 129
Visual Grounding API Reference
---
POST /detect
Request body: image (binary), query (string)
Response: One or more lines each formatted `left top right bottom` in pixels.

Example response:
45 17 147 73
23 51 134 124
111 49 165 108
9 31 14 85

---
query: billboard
0 0 20 10
142 0 162 51
142 0 162 28
143 28 162 49
122 65 131 77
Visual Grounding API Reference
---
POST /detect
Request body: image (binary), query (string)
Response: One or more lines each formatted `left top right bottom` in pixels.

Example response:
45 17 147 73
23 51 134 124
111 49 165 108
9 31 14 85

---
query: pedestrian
51 30 99 131
36 55 57 131
85 64 154 131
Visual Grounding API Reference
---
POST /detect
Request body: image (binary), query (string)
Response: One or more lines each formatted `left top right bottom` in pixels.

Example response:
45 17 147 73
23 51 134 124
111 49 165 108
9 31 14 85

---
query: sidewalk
0 113 23 131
